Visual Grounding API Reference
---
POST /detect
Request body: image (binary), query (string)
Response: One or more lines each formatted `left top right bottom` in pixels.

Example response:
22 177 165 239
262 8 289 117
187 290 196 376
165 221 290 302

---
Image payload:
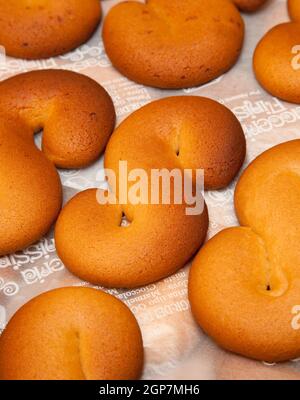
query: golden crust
102 0 244 89
55 96 246 288
253 22 300 104
288 0 300 21
189 140 300 362
0 0 101 59
233 0 267 12
0 69 115 255
0 287 144 380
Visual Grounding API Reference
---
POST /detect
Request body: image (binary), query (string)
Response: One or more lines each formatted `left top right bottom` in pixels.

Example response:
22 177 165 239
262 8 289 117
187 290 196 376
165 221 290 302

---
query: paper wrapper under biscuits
1 0 300 380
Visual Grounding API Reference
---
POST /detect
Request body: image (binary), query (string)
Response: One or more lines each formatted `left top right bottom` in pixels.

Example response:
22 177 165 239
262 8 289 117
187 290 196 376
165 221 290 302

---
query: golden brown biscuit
0 0 101 59
0 287 144 380
189 140 300 363
253 22 300 104
233 0 267 12
102 0 244 89
0 69 115 255
55 96 246 288
288 0 300 21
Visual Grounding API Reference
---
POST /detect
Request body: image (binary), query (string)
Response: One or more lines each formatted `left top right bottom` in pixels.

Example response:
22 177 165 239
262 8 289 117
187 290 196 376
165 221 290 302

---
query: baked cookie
102 0 244 89
288 0 300 21
233 0 267 12
189 140 300 362
0 69 115 255
55 96 246 288
0 0 101 59
253 22 300 103
0 287 144 380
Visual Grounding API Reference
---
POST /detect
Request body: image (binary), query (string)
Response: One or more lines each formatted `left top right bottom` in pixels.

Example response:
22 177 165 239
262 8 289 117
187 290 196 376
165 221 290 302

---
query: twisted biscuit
189 140 300 362
0 0 101 59
0 69 115 255
288 0 300 21
0 287 144 380
103 0 244 89
55 96 246 288
253 22 300 104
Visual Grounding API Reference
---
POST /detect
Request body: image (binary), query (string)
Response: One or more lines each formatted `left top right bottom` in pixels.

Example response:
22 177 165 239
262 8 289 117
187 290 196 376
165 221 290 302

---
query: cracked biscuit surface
0 287 144 380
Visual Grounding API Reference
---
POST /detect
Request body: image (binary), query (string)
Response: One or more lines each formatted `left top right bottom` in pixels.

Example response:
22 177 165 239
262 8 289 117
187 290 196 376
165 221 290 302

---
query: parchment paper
1 0 300 380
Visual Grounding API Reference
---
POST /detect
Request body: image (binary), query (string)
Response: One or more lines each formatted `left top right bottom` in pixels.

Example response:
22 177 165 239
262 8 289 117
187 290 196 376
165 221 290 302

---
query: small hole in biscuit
34 129 43 150
120 212 131 228
266 284 271 291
